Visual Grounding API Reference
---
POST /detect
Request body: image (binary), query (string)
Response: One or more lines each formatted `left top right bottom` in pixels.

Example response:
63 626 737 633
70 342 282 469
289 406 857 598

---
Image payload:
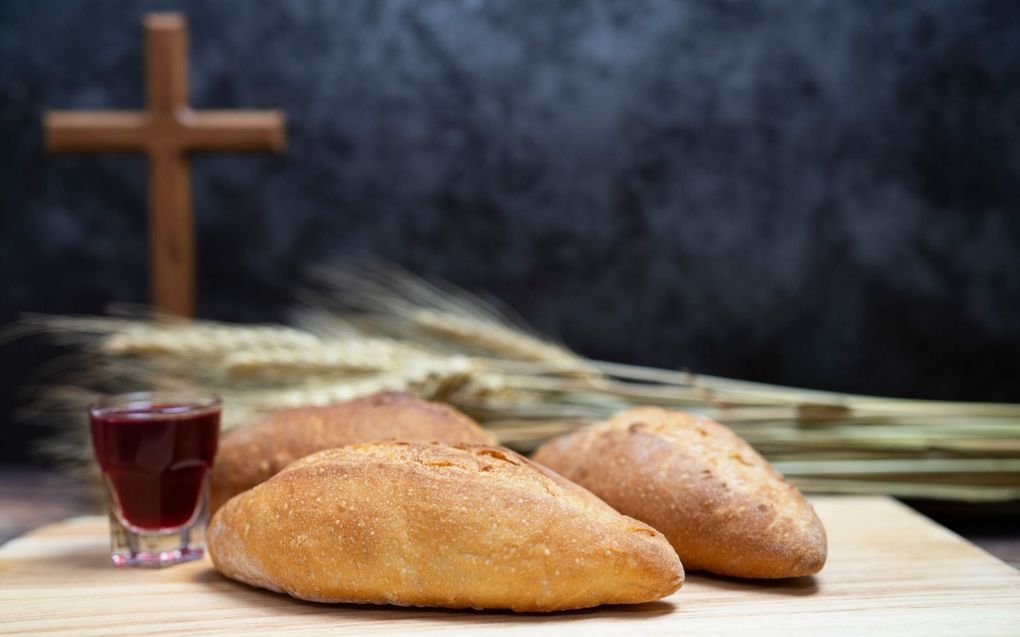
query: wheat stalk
13 263 1020 503
222 339 425 379
307 263 590 368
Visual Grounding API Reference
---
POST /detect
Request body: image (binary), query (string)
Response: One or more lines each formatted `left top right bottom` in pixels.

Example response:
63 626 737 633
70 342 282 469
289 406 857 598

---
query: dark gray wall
2 0 1019 462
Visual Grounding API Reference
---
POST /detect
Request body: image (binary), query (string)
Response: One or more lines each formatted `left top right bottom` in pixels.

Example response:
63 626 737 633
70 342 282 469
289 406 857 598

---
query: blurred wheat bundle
17 264 1020 503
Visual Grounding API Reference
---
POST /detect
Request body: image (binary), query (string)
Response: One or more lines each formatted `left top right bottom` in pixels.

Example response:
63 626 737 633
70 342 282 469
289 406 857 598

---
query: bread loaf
208 441 683 611
209 391 491 514
533 407 826 579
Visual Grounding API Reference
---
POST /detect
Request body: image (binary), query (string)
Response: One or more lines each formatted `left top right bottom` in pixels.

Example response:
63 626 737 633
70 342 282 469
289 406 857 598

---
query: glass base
104 483 208 569
112 544 204 568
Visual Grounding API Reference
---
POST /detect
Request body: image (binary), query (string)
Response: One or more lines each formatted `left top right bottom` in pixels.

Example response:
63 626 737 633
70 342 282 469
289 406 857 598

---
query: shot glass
88 391 220 567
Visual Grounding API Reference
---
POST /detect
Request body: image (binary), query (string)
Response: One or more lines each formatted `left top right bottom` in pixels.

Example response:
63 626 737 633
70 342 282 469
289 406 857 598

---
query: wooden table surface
3 496 1019 636
5 466 1018 569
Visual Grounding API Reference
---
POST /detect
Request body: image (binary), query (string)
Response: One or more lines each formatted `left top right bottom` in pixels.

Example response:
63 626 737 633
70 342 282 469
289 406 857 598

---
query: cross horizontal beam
44 112 150 152
45 110 285 154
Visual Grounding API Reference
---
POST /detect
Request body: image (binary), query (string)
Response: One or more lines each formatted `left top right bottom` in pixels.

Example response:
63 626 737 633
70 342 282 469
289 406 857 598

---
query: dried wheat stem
222 339 425 378
409 310 583 366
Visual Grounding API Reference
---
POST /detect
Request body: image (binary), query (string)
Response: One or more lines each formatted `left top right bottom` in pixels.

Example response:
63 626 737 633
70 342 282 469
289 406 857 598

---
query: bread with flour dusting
533 407 826 578
208 441 683 611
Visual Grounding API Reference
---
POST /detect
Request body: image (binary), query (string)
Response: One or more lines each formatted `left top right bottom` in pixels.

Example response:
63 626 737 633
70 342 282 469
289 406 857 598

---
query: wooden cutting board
1 496 1018 636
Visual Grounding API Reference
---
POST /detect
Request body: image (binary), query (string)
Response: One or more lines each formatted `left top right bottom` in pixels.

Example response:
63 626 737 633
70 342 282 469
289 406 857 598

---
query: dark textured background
2 0 1019 463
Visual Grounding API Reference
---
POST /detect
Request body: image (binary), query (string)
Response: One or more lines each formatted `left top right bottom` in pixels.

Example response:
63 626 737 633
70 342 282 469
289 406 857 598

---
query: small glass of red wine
89 391 220 568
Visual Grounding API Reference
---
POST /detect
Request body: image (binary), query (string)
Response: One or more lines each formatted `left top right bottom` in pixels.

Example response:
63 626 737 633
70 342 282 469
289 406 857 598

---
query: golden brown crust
208 441 683 611
209 392 492 514
532 407 827 579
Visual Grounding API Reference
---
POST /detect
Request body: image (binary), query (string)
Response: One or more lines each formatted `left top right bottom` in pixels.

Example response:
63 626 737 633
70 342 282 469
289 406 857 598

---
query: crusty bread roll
533 407 826 579
209 391 491 514
208 441 683 611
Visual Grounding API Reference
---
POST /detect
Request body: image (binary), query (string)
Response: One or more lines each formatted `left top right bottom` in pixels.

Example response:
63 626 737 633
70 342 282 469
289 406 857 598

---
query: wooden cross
44 13 286 316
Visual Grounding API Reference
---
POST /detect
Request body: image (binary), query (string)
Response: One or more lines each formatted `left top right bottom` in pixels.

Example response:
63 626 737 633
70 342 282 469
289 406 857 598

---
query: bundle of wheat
14 263 1020 503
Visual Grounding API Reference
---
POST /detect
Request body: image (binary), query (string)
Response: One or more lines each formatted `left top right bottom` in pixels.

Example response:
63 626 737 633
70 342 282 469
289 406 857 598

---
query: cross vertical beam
146 14 193 316
145 14 189 115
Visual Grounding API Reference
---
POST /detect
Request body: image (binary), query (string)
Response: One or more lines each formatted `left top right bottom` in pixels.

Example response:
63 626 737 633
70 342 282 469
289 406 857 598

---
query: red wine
90 401 219 530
